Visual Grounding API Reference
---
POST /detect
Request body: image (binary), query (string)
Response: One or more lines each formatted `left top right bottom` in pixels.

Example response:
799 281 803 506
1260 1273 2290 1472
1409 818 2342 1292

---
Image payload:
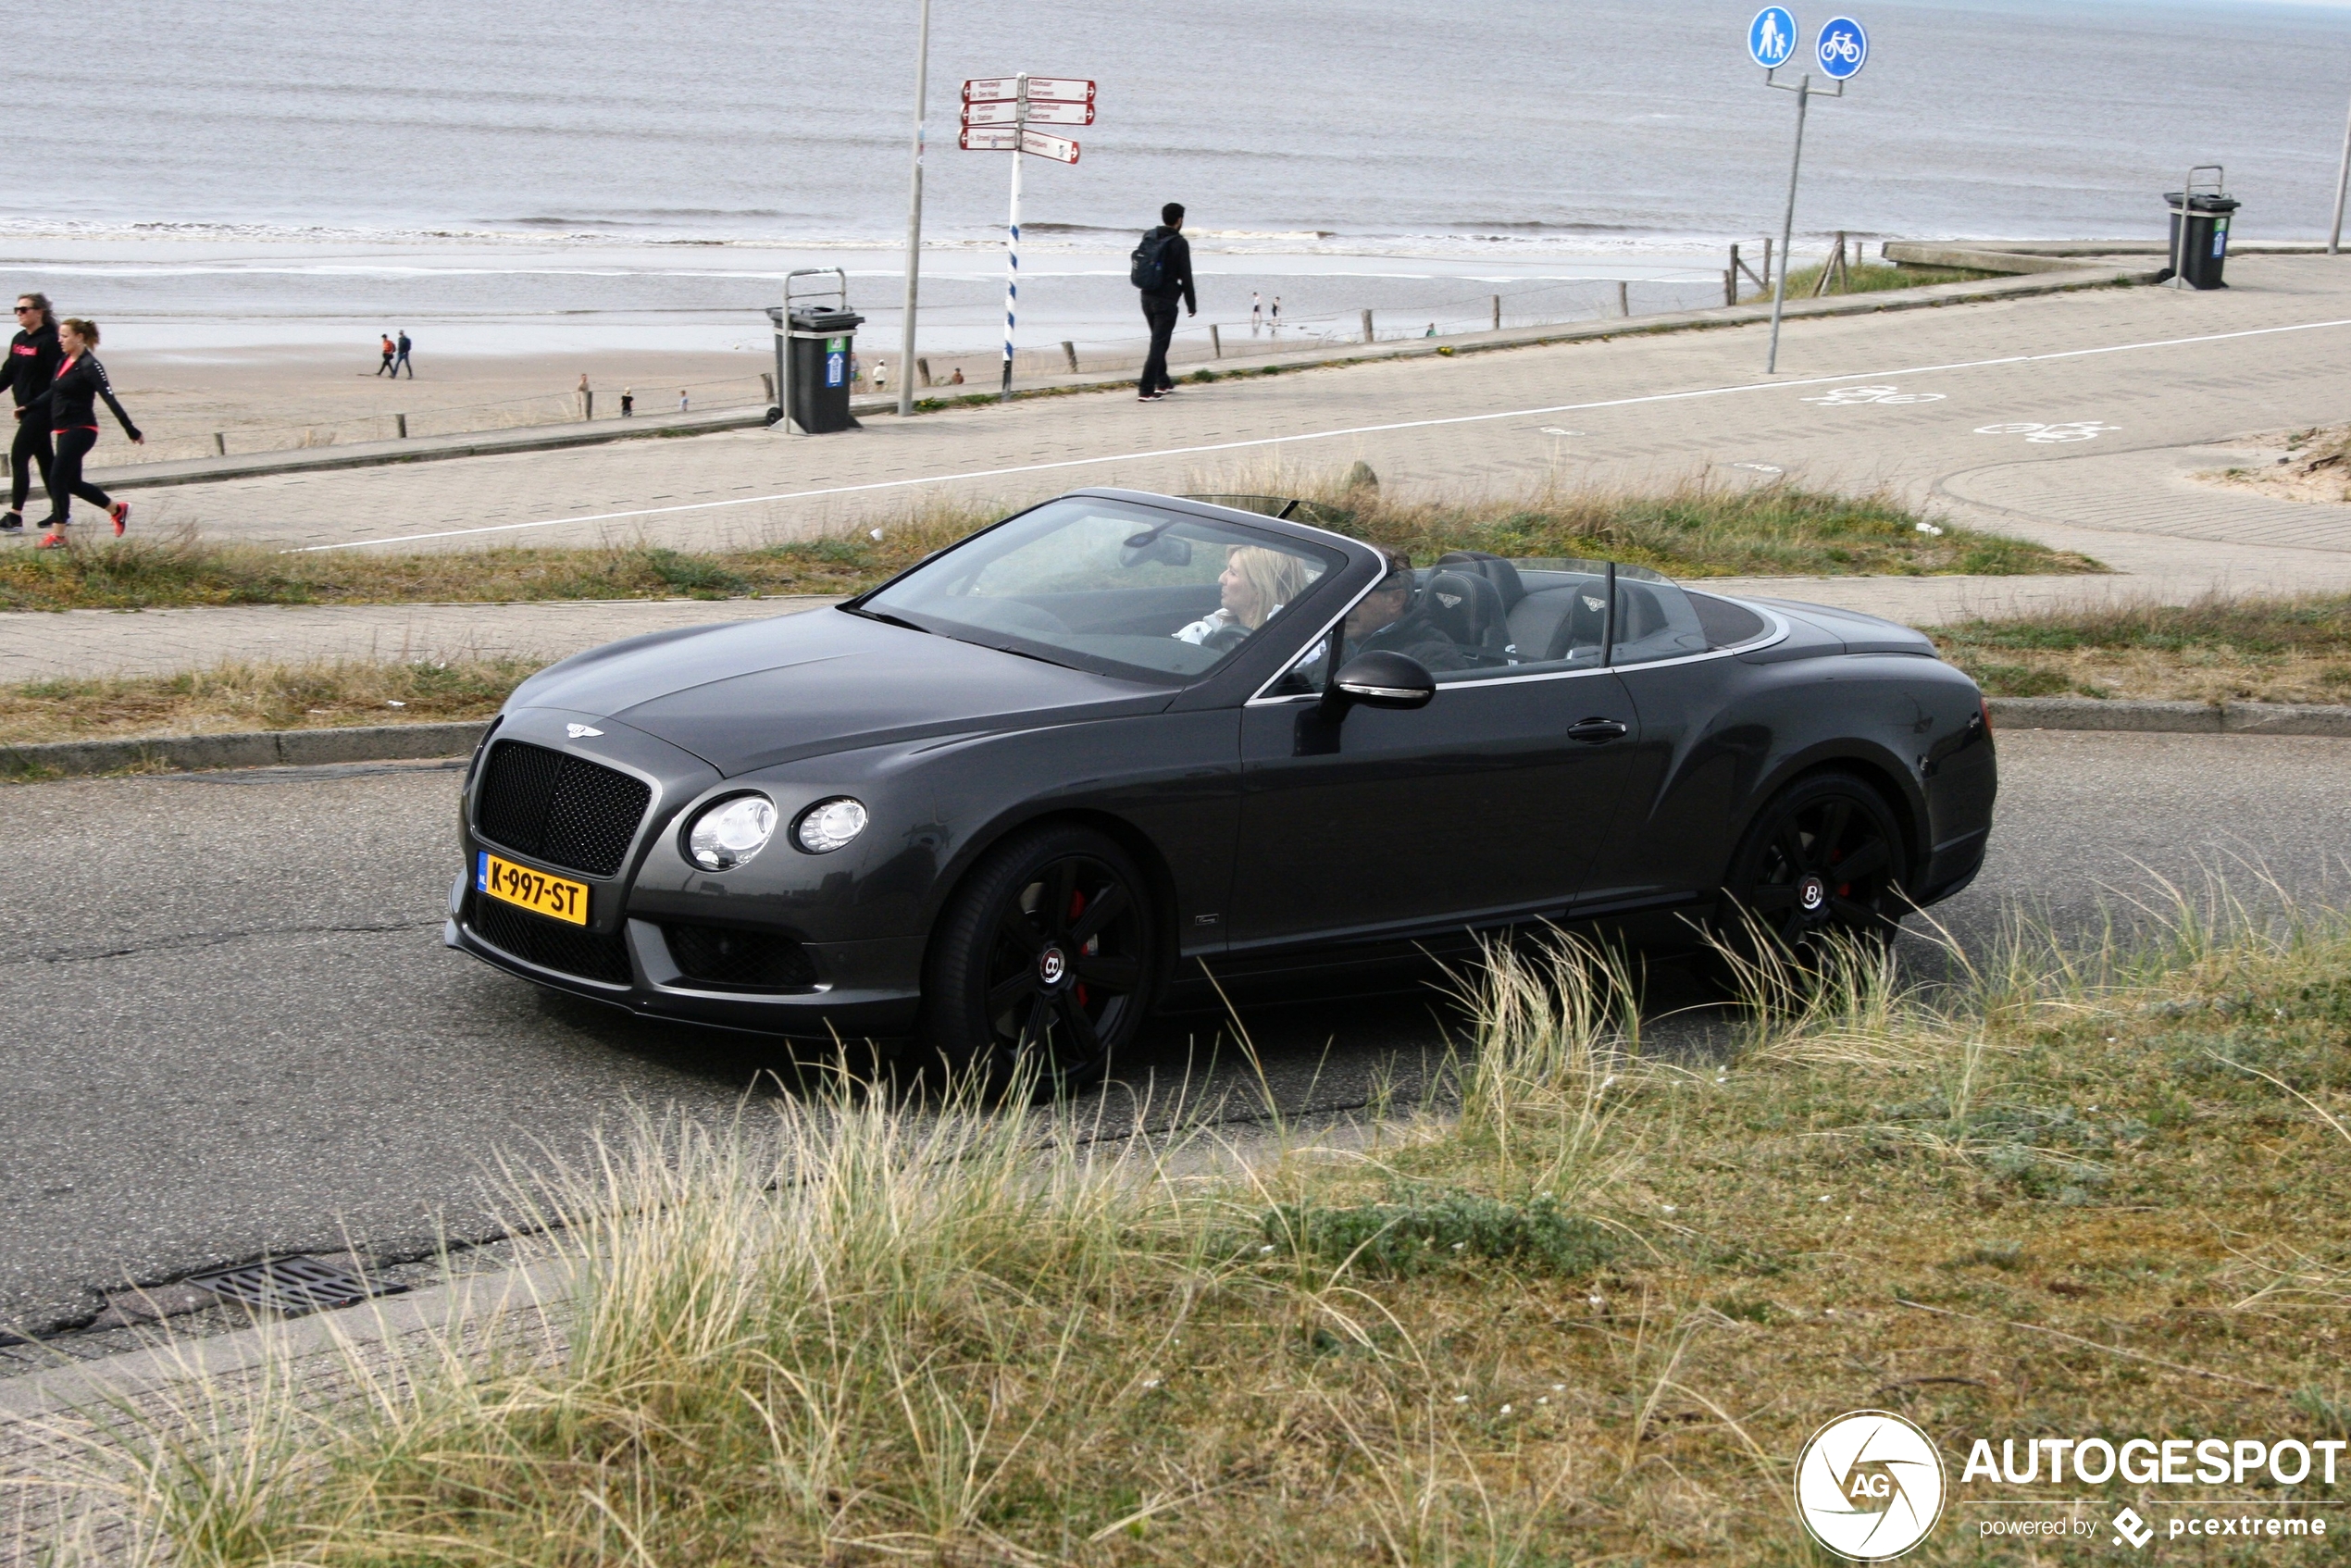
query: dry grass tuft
1932 592 2351 703
27 881 2351 1563
0 657 538 744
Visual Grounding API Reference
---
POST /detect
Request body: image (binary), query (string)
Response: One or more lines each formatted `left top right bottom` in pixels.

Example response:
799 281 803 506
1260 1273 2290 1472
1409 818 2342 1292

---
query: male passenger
1342 554 1470 671
0 294 60 532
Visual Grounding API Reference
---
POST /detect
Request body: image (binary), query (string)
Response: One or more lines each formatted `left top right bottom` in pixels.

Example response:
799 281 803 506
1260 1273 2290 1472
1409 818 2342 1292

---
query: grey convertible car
447 489 1995 1085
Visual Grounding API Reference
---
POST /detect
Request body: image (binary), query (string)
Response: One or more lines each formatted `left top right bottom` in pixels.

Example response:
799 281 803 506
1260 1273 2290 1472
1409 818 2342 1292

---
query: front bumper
445 874 926 1039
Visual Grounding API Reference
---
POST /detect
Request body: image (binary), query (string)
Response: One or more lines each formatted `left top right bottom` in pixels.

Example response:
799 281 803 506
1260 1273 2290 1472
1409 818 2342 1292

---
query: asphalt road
3 729 2346 1336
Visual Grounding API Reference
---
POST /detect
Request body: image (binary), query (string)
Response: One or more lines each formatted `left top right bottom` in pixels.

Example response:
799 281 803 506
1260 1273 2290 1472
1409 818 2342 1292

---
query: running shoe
0 512 19 532
35 532 65 549
1138 392 1165 402
110 501 130 536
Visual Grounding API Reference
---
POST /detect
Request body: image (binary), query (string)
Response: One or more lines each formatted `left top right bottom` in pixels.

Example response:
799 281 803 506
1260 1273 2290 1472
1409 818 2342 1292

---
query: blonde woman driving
1174 544 1312 650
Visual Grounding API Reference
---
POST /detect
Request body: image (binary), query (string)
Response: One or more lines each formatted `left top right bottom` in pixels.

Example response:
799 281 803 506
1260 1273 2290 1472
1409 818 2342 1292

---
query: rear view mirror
1120 529 1193 569
1324 651 1436 715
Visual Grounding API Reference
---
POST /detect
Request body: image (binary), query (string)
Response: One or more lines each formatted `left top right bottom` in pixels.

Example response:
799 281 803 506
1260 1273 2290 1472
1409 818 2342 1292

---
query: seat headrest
1420 570 1485 644
1435 550 1524 608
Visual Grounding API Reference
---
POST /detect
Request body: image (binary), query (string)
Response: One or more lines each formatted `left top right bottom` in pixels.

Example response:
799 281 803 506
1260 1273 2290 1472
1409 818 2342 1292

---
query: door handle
1566 717 1629 744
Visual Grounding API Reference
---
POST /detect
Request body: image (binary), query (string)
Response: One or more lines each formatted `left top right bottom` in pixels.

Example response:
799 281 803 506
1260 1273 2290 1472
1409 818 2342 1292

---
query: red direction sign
958 127 1081 163
963 76 1095 106
963 98 1093 127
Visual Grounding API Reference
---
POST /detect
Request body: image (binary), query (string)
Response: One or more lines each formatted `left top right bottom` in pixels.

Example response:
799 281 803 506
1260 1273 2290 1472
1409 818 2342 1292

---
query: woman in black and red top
31 317 141 548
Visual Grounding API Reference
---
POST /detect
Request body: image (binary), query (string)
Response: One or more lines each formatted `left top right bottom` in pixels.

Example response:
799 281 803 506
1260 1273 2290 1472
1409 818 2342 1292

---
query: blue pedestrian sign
1815 15 1867 78
1748 6 1798 69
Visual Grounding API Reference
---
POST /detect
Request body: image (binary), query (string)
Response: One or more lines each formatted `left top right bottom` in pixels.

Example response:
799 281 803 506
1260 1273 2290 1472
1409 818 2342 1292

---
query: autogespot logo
1795 1411 1948 1560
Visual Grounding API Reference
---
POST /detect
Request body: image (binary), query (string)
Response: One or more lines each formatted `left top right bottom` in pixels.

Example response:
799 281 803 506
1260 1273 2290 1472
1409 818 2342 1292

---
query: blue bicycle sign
1748 6 1798 69
1815 15 1867 78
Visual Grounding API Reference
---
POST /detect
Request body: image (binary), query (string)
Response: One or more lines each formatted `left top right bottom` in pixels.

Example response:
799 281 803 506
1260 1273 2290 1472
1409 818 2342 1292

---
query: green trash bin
2163 190 2239 290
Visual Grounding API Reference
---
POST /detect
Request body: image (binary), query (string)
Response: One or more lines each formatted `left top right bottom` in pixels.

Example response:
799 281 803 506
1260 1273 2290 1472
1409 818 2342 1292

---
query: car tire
914 824 1157 1096
1716 770 1909 967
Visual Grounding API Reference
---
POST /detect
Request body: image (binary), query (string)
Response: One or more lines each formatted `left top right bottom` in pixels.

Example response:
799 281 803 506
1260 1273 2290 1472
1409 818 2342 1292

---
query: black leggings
8 414 52 515
39 428 110 528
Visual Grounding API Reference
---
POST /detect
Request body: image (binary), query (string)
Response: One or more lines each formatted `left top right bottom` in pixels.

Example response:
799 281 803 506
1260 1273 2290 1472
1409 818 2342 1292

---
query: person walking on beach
620 386 634 417
678 388 690 413
375 333 395 375
1270 295 1281 329
392 330 412 378
30 318 142 548
1131 201 1195 402
0 293 62 533
1250 291 1263 332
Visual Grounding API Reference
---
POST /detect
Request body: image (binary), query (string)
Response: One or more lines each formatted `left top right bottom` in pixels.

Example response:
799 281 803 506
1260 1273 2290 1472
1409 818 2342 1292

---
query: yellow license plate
476 851 590 926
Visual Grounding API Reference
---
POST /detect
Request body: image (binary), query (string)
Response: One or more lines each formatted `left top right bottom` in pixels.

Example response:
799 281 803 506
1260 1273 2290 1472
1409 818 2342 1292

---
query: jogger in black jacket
0 293 61 532
31 318 142 547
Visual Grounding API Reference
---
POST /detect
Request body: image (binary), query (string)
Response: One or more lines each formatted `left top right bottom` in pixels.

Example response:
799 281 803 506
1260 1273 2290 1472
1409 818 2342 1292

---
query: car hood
507 606 1173 775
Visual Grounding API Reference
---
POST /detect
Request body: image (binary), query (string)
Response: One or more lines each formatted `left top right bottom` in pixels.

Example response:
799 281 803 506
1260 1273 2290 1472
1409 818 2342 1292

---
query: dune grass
1742 260 2008 305
26 886 2351 1565
0 657 539 746
1933 593 2351 703
0 478 2091 616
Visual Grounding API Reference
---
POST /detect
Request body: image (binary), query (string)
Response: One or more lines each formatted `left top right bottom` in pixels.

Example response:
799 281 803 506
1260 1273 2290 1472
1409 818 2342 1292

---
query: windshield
859 497 1341 683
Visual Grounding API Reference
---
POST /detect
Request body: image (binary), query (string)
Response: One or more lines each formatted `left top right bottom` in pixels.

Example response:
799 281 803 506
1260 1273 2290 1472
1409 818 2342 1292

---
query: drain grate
187 1256 405 1318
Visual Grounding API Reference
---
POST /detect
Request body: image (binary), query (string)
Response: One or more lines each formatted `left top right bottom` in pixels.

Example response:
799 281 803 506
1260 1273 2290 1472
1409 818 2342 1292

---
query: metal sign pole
2331 90 2351 255
897 0 931 417
1766 73 1810 374
1001 74 1027 402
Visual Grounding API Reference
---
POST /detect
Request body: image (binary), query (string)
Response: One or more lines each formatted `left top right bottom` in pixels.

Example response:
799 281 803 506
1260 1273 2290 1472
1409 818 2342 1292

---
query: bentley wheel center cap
1798 875 1827 913
1039 946 1068 987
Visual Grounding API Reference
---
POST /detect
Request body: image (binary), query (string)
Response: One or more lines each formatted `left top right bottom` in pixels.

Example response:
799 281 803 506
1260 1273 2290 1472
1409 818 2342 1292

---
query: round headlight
686 794 777 871
794 796 868 854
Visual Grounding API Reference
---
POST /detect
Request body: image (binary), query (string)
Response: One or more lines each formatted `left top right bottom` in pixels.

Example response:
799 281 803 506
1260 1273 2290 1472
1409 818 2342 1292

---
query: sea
12 0 2351 360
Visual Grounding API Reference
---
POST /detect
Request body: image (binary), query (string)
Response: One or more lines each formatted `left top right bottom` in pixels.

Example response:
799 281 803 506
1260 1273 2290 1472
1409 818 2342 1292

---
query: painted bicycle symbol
1821 31 1862 63
1803 384 1947 406
1974 420 2119 443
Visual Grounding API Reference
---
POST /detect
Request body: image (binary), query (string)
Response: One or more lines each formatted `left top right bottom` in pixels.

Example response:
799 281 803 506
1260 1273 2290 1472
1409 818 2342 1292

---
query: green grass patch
0 481 2092 615
1742 259 2008 304
1934 594 2351 703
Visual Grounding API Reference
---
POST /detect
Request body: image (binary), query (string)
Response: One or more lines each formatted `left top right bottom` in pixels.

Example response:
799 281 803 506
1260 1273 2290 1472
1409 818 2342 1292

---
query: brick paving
7 256 2351 678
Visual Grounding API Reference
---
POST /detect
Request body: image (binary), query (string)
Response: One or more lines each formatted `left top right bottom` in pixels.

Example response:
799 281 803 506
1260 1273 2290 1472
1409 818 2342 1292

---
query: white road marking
1974 420 2120 443
296 314 2351 553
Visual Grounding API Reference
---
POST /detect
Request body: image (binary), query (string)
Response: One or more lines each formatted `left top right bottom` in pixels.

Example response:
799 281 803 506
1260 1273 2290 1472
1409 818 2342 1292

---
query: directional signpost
1748 8 1868 373
962 73 1094 397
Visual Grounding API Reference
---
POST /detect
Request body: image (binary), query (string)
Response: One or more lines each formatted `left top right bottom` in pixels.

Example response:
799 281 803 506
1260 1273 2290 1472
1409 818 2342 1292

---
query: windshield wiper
843 605 931 635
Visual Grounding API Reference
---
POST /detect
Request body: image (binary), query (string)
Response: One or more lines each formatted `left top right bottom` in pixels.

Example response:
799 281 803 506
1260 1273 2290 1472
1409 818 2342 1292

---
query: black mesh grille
467 893 633 986
475 740 651 878
665 924 819 991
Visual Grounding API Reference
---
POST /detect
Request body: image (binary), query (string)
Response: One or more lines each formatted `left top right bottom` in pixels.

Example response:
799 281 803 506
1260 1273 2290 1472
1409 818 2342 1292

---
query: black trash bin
2164 191 2240 290
780 305 865 433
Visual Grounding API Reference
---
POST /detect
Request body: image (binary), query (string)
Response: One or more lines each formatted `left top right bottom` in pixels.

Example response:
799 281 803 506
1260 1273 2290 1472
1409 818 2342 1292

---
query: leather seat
1419 570 1513 665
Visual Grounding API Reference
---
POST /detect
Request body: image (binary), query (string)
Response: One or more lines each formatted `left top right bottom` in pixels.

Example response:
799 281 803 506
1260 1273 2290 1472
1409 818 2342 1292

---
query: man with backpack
1129 202 1195 402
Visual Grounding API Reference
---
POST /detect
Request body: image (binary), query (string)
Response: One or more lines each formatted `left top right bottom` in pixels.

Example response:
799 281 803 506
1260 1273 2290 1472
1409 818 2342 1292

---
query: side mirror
1323 650 1435 716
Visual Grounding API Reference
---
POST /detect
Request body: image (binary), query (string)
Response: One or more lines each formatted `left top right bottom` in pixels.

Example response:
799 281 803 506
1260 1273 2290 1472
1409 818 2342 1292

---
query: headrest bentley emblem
566 723 603 739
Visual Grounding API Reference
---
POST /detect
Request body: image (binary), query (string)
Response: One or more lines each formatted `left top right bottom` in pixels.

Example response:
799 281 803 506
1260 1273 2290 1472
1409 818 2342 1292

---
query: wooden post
1762 237 1773 294
1361 309 1375 344
1727 245 1740 304
761 372 775 402
1063 340 1079 372
1616 280 1630 317
1208 325 1221 359
578 389 593 419
212 431 227 455
916 357 932 387
1491 294 1501 330
392 416 404 441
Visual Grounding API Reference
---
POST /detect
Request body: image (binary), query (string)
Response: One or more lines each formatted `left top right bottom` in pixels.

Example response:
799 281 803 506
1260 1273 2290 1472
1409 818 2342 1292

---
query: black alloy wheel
1721 772 1909 962
918 825 1156 1094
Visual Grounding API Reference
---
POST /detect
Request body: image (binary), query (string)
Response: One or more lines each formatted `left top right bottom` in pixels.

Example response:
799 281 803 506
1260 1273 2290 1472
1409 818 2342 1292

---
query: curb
6 700 2347 781
82 260 2148 493
1987 697 2351 736
0 720 488 780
